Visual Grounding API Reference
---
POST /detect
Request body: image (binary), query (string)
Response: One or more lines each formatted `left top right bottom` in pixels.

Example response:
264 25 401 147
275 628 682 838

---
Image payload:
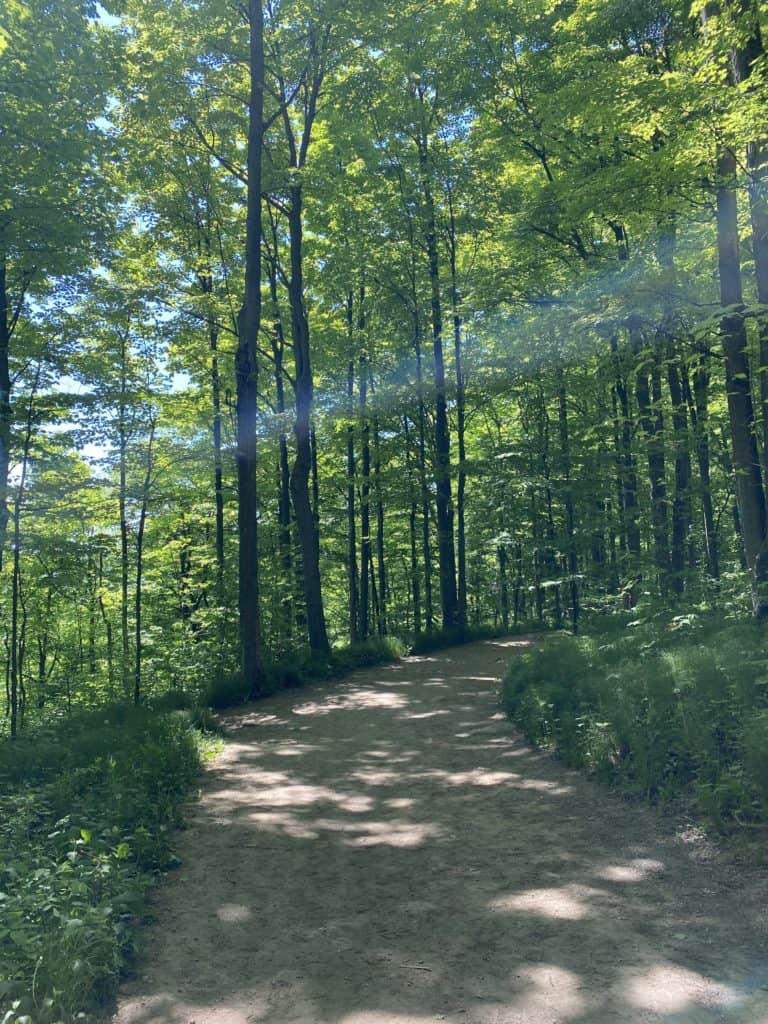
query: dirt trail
111 638 768 1024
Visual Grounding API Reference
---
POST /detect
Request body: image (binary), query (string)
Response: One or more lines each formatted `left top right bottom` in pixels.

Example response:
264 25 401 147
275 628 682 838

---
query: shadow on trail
112 639 768 1024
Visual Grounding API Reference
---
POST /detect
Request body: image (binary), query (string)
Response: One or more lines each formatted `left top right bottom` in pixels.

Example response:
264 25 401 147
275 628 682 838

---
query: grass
501 612 768 835
0 706 214 1023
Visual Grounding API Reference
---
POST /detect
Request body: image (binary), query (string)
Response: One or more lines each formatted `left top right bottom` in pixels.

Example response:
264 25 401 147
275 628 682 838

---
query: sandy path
111 638 768 1024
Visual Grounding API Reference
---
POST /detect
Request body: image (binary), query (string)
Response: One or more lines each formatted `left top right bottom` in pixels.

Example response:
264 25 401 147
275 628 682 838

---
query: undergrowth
205 624 541 709
205 635 409 708
501 612 768 835
409 621 545 656
0 707 213 1023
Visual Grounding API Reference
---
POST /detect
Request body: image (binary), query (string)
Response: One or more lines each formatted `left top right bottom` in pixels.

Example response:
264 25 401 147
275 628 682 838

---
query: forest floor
108 638 768 1024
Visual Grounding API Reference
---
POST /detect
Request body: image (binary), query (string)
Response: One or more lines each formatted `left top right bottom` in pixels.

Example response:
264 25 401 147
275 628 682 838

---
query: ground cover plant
0 708 212 1023
502 611 768 834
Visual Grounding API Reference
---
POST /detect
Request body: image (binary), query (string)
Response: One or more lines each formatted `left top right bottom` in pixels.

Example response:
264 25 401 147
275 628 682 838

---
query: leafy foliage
502 615 768 831
0 708 208 1022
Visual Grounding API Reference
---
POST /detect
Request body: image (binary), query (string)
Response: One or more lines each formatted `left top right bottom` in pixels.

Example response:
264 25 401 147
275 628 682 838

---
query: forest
3 0 768 1021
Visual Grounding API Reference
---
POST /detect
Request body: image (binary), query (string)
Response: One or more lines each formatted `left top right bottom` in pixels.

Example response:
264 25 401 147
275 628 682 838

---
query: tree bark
447 188 468 629
359 345 371 641
346 300 359 643
372 406 388 635
236 0 266 690
0 259 11 574
557 368 579 631
419 135 458 629
118 330 130 698
717 147 767 613
686 352 720 577
134 419 156 705
667 352 692 595
702 1 768 615
633 330 669 583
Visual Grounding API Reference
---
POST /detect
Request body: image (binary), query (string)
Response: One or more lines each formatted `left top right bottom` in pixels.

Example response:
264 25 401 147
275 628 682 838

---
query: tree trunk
10 374 37 737
447 189 468 630
267 244 293 642
359 347 371 641
611 336 641 568
715 146 768 612
633 330 669 583
667 351 692 595
403 416 421 635
419 136 458 629
134 419 156 705
0 259 10 573
372 408 388 635
286 186 329 654
346 309 359 643
498 545 510 630
557 368 579 631
118 332 130 698
414 320 434 630
236 0 266 690
686 352 720 577
702 1 768 615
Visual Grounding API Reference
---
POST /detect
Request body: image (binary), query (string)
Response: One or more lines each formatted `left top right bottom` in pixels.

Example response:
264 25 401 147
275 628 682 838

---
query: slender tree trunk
611 336 641 571
0 259 10 574
311 425 321 567
667 351 692 595
210 318 225 599
686 353 720 577
287 187 329 654
134 419 156 705
10 374 37 737
403 416 421 635
88 555 97 676
498 545 510 630
118 333 130 699
97 550 114 694
557 368 579 631
419 136 458 629
359 347 371 641
346 308 359 642
414 322 433 630
633 330 669 583
236 0 266 689
447 190 468 629
267 248 293 641
372 409 387 635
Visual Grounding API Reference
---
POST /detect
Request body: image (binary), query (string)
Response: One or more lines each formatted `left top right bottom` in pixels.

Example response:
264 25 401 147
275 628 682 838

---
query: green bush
0 707 206 1023
501 616 768 831
204 671 251 709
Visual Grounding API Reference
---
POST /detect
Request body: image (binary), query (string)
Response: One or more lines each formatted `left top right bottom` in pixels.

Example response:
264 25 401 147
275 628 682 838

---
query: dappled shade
111 640 768 1024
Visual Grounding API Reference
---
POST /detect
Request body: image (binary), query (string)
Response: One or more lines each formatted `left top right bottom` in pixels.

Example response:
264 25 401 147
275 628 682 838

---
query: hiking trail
110 638 768 1024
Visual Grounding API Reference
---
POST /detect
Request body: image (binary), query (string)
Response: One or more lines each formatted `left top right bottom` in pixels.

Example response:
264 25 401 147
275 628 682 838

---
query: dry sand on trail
109 637 768 1024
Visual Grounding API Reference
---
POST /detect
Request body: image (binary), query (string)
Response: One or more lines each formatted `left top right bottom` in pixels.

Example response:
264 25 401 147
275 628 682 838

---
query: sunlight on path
109 639 768 1024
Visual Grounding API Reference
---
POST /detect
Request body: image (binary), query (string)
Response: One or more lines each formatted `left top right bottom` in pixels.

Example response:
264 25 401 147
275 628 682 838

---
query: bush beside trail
501 614 768 834
0 707 215 1024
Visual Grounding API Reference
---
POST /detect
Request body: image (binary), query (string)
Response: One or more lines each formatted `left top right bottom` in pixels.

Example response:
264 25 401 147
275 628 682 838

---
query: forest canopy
1 0 768 725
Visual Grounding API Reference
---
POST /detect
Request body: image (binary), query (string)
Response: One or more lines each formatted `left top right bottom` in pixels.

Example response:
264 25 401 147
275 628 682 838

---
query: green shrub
0 707 205 1023
501 615 768 832
205 671 250 709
